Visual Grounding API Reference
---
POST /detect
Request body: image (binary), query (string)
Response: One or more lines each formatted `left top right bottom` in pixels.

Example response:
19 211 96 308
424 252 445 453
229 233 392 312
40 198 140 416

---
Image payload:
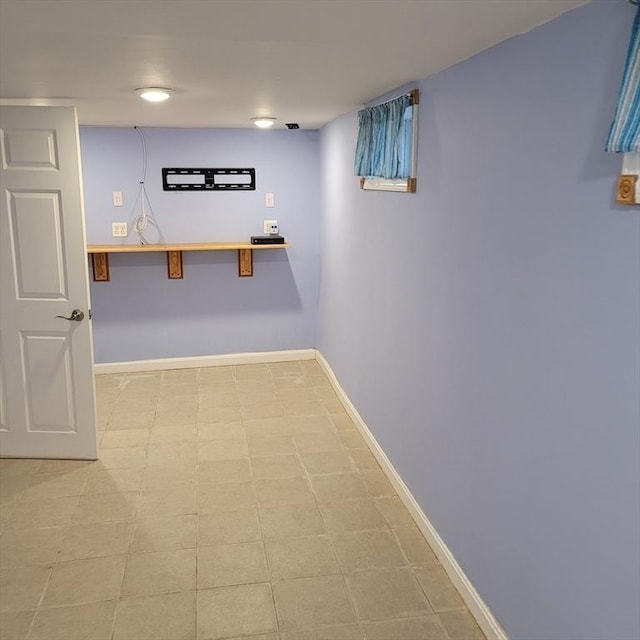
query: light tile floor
0 361 486 640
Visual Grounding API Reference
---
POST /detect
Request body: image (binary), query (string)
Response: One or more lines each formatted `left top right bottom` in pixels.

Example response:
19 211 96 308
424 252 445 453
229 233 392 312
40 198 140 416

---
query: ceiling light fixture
135 87 175 103
251 117 277 129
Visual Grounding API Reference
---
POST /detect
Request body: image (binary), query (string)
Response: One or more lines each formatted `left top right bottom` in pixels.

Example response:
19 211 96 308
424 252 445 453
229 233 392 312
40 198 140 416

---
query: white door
0 106 97 459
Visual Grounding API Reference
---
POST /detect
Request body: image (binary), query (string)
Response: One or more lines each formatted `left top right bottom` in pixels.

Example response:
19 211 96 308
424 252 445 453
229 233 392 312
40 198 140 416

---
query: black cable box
251 235 285 245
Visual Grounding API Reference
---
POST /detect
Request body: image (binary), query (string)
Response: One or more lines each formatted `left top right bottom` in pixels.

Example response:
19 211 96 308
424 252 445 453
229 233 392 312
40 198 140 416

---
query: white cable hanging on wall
130 126 164 244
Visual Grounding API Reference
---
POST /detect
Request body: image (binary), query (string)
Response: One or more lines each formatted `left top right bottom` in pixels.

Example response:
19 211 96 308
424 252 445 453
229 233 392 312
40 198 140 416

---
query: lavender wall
80 128 320 363
317 2 640 639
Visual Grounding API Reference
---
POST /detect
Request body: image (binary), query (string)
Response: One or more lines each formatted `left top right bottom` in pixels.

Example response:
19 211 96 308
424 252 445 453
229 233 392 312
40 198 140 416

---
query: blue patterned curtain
606 6 640 153
354 94 411 178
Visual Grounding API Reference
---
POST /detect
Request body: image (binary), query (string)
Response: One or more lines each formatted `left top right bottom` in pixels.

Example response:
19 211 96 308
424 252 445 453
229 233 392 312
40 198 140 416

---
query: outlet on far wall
112 222 128 237
263 220 278 235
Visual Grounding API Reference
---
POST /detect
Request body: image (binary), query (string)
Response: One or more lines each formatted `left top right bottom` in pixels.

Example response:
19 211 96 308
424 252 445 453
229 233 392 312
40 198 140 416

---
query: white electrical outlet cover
263 219 278 235
111 222 128 237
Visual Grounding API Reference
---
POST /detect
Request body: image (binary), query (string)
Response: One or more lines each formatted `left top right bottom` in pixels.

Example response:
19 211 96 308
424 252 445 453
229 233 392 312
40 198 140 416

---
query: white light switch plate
265 192 275 208
112 191 123 207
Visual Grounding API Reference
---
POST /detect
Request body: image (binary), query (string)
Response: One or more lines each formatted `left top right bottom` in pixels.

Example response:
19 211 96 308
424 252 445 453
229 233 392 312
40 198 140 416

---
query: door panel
0 106 97 459
0 335 6 432
2 128 59 169
8 190 67 299
21 332 75 432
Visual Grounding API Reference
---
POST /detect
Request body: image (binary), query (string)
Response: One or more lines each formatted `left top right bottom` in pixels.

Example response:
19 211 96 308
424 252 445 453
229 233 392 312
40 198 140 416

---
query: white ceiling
0 0 587 129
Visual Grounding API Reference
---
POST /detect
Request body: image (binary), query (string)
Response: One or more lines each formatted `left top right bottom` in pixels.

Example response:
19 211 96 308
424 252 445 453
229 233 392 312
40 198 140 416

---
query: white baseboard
94 349 316 375
315 350 508 640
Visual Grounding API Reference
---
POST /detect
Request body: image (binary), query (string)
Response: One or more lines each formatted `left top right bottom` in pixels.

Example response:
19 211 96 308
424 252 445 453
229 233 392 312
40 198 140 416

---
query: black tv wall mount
162 168 256 191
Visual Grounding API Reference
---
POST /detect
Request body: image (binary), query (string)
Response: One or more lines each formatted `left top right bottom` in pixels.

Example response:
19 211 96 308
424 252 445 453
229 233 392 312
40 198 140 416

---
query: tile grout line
193 366 201 640
294 407 365 637
109 369 153 640
251 365 283 638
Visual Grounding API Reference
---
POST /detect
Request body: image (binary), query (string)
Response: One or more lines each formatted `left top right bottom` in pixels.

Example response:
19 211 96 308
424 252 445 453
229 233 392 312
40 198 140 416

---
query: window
355 89 419 193
606 5 639 205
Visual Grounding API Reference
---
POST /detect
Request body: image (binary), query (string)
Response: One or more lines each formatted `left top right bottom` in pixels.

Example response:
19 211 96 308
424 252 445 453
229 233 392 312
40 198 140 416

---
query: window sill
360 177 416 193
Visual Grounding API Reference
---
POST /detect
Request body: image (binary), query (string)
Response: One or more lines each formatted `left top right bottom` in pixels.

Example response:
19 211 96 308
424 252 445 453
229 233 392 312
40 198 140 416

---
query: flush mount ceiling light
251 117 277 129
135 87 175 102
